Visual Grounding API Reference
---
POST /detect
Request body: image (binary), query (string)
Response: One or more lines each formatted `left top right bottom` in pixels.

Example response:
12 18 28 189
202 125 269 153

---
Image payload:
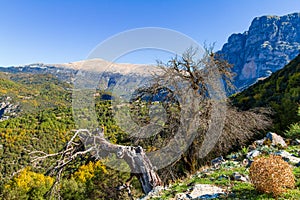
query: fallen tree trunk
81 128 162 194
31 128 162 197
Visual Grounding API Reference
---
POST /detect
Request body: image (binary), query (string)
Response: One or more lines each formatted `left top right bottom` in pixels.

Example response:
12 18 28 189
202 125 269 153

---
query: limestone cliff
218 13 300 91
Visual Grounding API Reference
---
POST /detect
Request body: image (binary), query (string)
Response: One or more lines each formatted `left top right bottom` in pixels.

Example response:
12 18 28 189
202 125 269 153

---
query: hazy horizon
1 0 300 66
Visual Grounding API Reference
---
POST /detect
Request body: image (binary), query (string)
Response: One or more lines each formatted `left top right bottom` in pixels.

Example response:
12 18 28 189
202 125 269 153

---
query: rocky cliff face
218 12 300 91
0 96 20 121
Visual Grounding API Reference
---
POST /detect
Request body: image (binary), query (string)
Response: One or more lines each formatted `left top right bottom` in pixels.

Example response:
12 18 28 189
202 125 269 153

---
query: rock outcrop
0 96 20 121
218 12 300 92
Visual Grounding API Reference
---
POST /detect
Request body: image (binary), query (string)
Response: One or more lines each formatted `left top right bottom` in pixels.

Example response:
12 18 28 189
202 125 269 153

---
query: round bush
249 155 295 196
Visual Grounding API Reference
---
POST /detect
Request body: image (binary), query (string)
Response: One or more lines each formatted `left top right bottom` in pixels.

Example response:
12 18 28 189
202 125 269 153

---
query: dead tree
131 47 271 179
31 127 162 198
30 47 270 198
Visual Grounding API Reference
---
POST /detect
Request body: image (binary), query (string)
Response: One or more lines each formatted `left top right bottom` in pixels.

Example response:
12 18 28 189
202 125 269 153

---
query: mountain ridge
218 12 300 92
1 58 157 76
1 13 300 95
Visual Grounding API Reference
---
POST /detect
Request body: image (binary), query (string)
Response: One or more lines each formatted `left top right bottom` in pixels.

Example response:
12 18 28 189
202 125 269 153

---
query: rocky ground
140 132 300 200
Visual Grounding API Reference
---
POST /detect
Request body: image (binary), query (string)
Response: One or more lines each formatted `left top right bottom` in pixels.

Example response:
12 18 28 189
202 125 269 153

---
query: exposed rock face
0 96 20 121
218 12 300 91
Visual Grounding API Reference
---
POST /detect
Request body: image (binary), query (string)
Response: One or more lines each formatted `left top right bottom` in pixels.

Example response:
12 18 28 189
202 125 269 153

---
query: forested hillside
0 73 136 199
0 72 72 120
232 54 300 132
0 101 136 199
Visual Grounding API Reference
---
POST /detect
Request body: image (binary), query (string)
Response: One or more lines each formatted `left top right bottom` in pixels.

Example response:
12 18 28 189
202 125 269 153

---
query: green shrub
285 123 300 139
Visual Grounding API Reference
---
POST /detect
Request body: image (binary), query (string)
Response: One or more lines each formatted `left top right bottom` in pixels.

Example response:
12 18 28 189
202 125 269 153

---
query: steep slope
232 53 300 132
218 12 300 91
0 72 72 120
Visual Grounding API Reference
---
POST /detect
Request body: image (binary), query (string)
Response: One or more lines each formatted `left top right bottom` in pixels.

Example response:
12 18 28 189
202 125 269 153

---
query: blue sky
0 0 299 66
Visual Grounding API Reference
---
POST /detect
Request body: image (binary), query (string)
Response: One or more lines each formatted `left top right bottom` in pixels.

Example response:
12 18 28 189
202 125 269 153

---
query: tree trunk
80 128 162 194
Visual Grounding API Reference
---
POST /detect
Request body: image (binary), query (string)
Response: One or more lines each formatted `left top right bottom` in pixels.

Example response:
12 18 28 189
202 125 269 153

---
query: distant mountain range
218 12 300 91
0 60 156 120
0 13 299 94
0 59 156 91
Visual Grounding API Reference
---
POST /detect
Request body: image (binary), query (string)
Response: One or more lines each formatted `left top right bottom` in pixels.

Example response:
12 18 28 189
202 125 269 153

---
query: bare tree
128 47 271 180
31 47 270 198
155 46 234 95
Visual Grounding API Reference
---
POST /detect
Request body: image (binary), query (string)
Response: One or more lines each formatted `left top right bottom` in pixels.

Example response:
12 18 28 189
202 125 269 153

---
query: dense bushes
59 161 137 200
2 167 54 199
285 106 300 139
232 54 300 133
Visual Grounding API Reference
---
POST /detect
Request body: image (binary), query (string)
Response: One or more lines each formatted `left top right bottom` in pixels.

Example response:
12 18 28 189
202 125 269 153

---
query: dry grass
249 155 295 196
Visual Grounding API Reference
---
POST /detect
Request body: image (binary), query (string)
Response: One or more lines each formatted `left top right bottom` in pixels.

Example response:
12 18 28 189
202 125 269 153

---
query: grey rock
187 184 225 199
211 156 225 168
175 193 190 200
139 186 165 200
197 193 225 199
217 12 300 92
232 172 249 182
266 132 287 147
246 150 260 160
222 160 240 168
217 175 229 181
255 138 266 146
0 96 20 121
275 151 300 164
